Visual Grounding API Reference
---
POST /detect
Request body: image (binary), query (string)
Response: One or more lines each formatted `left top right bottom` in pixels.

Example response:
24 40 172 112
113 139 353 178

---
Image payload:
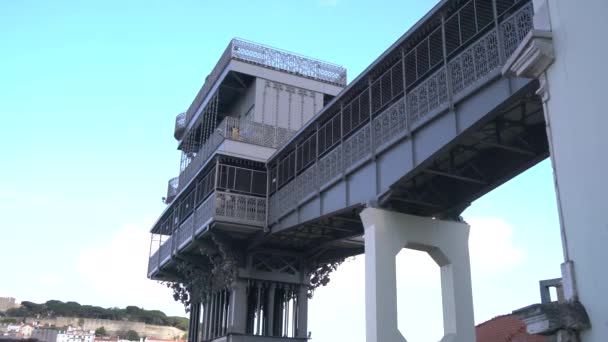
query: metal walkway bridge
259 0 544 260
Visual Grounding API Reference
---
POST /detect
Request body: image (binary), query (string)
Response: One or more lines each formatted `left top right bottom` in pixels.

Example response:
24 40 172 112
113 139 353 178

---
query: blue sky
0 1 563 341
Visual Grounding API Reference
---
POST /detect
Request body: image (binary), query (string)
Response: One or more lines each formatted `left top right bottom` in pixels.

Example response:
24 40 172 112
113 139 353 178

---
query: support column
266 283 276 336
188 306 195 342
296 285 308 338
228 279 248 334
202 298 209 341
193 302 201 342
360 207 475 342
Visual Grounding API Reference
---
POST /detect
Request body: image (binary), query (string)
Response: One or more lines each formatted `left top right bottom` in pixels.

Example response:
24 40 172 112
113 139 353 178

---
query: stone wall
23 318 185 339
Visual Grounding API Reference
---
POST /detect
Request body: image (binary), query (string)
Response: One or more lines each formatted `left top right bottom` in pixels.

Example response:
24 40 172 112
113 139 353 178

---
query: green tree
95 327 107 337
124 330 140 341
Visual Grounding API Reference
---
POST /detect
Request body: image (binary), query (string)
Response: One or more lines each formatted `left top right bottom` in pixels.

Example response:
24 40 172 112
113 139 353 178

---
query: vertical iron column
296 284 308 338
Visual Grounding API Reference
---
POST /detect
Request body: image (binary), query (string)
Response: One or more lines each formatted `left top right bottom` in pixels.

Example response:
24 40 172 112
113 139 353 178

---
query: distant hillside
23 317 185 340
5 300 187 331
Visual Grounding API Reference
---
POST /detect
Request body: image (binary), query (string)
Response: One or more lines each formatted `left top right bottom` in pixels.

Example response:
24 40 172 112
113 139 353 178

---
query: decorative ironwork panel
344 123 371 169
297 164 318 202
214 191 266 226
231 39 347 86
373 97 407 147
224 116 297 149
318 146 343 186
195 193 215 232
408 67 448 123
448 26 504 98
159 237 172 264
177 215 194 249
148 250 159 276
462 50 476 87
501 3 534 59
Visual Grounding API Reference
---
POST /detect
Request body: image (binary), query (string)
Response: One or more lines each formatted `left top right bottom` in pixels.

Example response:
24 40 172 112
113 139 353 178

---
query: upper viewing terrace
178 38 348 139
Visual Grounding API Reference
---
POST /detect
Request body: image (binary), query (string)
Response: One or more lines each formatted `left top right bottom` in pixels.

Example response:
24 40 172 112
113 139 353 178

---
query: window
217 164 267 196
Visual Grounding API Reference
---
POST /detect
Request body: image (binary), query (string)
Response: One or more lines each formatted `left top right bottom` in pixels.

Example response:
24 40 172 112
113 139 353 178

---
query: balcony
178 116 296 193
148 190 266 278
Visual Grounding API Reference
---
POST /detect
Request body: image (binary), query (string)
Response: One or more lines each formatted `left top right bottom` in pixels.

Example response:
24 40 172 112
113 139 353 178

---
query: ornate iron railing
186 38 347 124
178 116 296 192
268 2 534 224
148 191 267 276
176 215 194 250
147 249 159 277
214 191 267 226
159 237 172 266
223 116 294 149
231 39 347 86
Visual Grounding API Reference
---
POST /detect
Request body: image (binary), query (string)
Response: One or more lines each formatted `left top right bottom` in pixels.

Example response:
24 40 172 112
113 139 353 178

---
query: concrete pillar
360 207 475 342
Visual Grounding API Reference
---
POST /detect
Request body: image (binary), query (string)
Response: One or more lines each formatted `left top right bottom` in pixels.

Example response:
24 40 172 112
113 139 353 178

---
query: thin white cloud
468 217 524 273
78 222 185 316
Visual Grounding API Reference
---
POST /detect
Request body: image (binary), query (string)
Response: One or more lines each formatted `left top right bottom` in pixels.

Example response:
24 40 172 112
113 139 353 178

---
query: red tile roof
476 315 546 342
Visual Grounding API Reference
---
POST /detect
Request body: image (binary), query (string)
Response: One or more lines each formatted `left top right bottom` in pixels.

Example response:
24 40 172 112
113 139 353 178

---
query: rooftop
476 314 546 342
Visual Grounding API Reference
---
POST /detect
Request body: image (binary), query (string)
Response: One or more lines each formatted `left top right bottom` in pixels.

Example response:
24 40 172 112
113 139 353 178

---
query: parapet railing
186 38 347 124
268 2 534 225
147 249 159 277
148 190 266 277
231 38 347 86
178 116 296 192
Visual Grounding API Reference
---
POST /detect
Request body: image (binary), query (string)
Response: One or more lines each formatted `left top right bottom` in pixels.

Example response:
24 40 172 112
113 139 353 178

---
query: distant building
20 324 34 338
56 327 95 342
32 328 59 342
0 298 17 313
4 324 22 337
145 338 185 342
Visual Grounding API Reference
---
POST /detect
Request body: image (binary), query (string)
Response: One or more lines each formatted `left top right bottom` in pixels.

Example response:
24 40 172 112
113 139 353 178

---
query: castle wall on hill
23 318 185 339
